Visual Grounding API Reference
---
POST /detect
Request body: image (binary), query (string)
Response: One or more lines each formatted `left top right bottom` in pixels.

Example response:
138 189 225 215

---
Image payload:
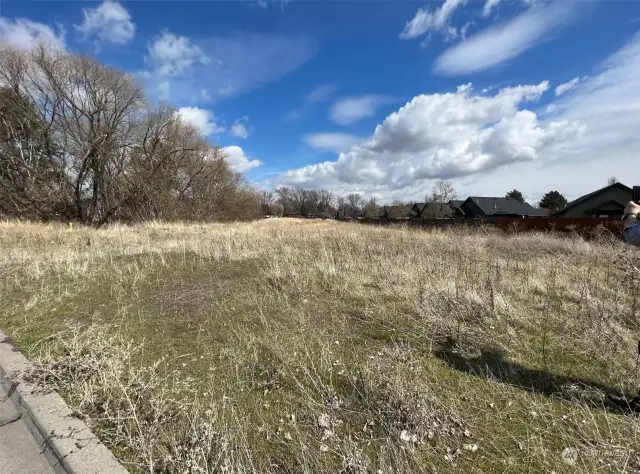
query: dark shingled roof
464 197 546 217
448 200 466 216
554 182 632 216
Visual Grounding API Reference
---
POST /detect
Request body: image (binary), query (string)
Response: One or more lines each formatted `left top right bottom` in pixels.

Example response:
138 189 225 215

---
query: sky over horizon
1 0 639 203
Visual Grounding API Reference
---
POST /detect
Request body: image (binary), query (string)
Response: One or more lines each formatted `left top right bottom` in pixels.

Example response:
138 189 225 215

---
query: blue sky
1 0 640 203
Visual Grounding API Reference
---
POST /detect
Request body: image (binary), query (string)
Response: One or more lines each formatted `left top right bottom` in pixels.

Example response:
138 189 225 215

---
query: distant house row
378 196 549 220
343 182 635 220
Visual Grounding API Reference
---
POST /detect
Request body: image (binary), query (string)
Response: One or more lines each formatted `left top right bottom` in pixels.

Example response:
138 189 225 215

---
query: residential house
411 201 457 219
461 197 547 219
553 182 633 219
380 203 415 219
448 200 466 217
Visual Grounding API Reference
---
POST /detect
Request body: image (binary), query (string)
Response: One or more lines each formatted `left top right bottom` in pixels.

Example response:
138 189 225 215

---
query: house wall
561 187 632 218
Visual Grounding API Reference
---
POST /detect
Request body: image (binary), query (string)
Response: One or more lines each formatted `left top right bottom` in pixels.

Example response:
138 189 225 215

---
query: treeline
263 180 458 219
0 45 262 226
259 187 379 219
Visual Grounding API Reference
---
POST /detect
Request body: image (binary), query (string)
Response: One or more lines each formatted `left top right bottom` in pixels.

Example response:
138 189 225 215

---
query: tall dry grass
1 219 640 473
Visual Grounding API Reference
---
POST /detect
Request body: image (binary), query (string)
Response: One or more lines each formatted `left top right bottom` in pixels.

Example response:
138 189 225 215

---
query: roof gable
555 182 632 216
584 199 626 213
416 201 456 217
382 203 414 217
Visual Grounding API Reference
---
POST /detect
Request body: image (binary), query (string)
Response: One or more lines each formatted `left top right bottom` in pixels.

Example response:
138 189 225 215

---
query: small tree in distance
429 179 457 203
505 189 525 203
607 176 619 186
539 191 568 212
362 197 381 219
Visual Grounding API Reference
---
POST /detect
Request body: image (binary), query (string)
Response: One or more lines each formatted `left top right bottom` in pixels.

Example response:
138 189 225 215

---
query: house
448 200 466 217
553 182 633 219
461 197 547 219
411 201 458 219
380 203 415 219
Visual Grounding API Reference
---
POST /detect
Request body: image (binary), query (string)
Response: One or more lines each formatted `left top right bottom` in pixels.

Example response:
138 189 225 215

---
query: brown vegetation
1 219 640 473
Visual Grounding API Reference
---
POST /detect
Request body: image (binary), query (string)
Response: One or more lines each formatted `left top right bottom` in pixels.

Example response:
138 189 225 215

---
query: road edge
0 329 129 474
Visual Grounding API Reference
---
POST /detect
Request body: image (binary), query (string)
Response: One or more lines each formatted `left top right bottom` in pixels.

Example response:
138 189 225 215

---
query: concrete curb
0 330 129 474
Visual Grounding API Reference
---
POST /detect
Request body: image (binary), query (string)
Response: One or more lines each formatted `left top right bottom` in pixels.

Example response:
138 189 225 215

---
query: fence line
335 216 624 235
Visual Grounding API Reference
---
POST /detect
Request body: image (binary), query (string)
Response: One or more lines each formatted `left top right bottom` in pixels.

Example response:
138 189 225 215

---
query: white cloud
278 81 583 200
330 95 395 125
255 0 291 9
147 31 210 78
285 83 336 121
0 18 66 51
143 33 316 104
548 32 640 165
278 32 640 203
482 0 502 17
435 2 575 75
303 133 363 153
222 146 262 173
400 0 467 41
175 107 225 136
75 1 135 45
218 86 235 97
554 77 580 96
307 83 337 102
230 117 251 139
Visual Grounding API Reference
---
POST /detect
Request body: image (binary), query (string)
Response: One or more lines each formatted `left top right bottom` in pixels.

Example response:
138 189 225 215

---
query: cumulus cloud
278 32 640 202
75 1 135 45
0 18 66 51
278 81 583 199
554 77 581 96
303 133 363 153
222 146 262 173
230 117 251 138
330 95 395 125
400 0 467 41
175 107 225 136
435 2 575 75
147 31 210 78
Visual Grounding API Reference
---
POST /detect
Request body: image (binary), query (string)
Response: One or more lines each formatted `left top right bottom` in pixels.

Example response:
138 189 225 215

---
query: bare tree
317 189 334 217
608 176 619 186
344 193 362 218
0 84 69 219
429 179 457 203
274 186 295 216
270 202 284 217
425 179 457 218
362 197 380 219
258 190 273 215
346 193 362 209
387 199 410 219
0 44 262 225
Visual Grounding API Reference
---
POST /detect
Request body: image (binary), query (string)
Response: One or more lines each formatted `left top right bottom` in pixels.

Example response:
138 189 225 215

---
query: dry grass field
1 219 640 473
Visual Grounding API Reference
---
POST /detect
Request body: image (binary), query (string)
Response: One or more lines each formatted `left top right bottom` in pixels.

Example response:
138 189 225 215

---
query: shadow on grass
434 337 640 415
